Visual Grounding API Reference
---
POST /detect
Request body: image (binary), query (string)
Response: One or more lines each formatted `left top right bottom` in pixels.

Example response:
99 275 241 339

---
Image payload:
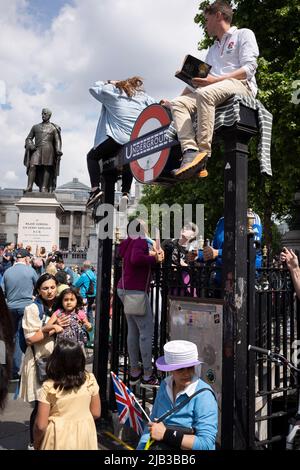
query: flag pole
131 393 151 422
155 227 161 251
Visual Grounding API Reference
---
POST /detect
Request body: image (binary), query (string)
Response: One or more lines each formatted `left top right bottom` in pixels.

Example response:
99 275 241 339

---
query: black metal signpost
93 171 117 417
220 106 258 448
93 103 258 446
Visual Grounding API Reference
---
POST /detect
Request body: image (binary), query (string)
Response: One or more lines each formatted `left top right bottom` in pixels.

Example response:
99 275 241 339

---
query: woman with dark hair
86 76 156 209
19 273 68 449
0 287 14 410
33 338 100 450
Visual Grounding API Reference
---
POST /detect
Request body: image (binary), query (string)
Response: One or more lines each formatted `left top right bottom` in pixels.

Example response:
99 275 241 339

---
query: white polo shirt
205 26 259 96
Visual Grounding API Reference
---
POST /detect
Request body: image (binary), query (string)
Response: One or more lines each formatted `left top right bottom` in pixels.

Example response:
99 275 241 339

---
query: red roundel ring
129 104 171 183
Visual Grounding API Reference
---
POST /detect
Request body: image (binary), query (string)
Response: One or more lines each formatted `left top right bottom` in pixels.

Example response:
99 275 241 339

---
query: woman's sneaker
86 188 103 208
140 375 160 388
129 372 142 386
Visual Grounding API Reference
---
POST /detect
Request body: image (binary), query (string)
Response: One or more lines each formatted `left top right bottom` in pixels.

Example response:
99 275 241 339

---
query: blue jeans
9 307 25 377
86 297 95 325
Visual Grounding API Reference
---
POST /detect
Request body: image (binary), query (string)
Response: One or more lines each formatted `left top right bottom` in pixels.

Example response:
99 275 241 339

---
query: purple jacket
117 237 156 291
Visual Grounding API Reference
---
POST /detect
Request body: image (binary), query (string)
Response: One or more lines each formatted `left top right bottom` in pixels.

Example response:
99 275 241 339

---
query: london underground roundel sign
129 104 172 183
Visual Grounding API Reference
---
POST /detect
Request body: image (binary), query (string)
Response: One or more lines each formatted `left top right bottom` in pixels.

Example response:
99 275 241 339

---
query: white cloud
4 170 18 182
0 80 6 105
0 0 203 189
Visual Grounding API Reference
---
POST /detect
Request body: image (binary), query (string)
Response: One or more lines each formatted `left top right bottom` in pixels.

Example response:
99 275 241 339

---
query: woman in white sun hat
136 340 218 450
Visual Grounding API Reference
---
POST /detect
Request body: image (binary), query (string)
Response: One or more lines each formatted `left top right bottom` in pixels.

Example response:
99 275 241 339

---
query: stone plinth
87 227 98 265
15 193 64 253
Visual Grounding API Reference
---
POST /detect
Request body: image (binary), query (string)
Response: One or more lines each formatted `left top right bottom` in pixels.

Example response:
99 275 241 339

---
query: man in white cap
137 340 218 450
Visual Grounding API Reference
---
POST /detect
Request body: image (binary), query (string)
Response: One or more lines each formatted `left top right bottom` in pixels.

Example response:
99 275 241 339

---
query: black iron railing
250 266 300 449
107 248 299 449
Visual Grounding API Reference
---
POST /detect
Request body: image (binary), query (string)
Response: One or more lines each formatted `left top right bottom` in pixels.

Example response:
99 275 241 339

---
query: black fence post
93 172 117 418
109 246 122 410
220 117 257 449
247 233 257 448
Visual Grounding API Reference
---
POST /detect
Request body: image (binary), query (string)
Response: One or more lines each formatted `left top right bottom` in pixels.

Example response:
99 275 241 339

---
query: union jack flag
110 371 145 436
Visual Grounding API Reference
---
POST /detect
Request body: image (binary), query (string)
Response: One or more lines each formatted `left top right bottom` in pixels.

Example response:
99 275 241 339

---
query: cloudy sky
0 0 204 190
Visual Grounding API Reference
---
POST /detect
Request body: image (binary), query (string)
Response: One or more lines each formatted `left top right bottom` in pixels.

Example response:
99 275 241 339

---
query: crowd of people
0 213 226 450
0 241 99 450
0 243 85 282
1 242 97 376
0 197 294 452
1 223 298 450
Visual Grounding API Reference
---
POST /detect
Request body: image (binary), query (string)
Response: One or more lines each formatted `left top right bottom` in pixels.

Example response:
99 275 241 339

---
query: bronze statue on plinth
23 108 62 193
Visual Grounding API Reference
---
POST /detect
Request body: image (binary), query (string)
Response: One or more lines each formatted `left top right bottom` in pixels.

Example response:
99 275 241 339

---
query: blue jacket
89 81 156 148
74 269 97 298
197 215 262 285
137 377 218 450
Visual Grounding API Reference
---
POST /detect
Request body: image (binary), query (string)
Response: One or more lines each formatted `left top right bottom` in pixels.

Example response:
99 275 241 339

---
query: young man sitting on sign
86 77 156 210
162 1 259 179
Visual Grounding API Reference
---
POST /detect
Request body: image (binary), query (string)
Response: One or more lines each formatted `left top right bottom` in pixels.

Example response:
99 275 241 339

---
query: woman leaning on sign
86 76 156 210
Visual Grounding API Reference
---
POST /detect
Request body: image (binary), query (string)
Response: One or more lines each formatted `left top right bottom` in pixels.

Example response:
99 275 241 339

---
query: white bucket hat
156 340 202 371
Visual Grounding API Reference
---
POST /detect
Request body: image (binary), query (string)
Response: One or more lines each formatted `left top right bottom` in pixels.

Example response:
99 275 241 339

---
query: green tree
230 0 300 249
140 0 300 250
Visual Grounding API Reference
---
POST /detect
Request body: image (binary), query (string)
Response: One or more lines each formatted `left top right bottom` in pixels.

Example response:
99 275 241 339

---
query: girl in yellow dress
33 338 101 450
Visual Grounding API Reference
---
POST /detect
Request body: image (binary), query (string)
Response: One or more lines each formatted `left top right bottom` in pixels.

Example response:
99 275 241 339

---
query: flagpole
155 227 161 251
131 393 151 422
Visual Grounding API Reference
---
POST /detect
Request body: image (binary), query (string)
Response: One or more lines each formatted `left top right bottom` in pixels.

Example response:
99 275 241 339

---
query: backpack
86 273 95 297
19 299 44 354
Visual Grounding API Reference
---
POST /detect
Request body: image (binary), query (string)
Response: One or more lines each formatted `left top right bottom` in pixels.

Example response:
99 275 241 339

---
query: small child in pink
47 287 92 348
